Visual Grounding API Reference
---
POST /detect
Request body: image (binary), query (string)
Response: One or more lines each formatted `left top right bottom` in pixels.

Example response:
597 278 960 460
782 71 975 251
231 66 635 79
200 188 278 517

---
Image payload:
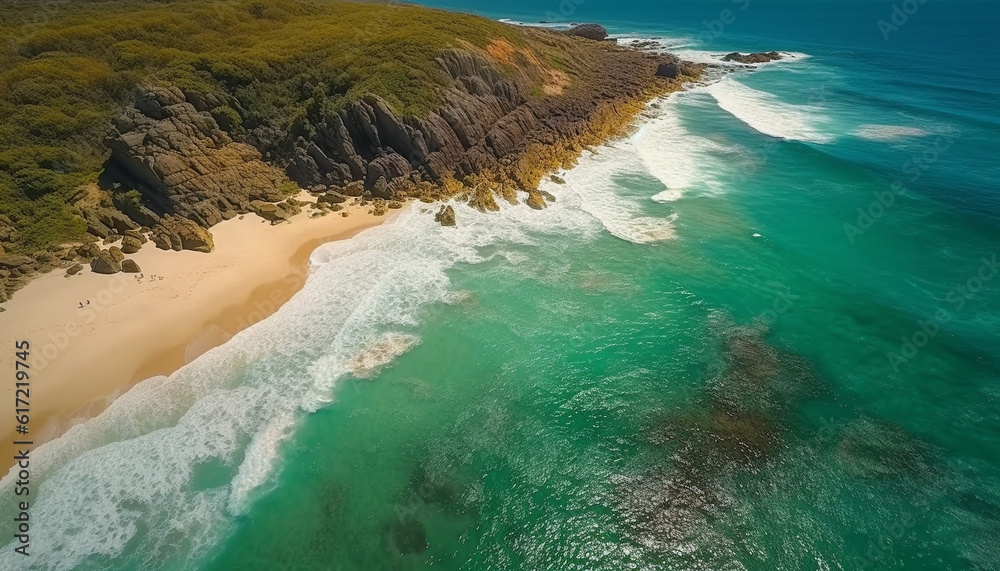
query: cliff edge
0 1 702 304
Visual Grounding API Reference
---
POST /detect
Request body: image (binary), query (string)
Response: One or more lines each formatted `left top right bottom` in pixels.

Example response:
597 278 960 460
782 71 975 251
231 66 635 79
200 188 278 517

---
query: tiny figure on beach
86 300 91 305
78 302 84 309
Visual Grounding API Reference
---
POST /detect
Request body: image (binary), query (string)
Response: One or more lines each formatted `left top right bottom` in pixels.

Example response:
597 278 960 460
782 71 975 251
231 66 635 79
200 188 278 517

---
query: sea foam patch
0 197 601 569
853 124 929 141
550 144 679 243
634 96 734 202
709 76 833 143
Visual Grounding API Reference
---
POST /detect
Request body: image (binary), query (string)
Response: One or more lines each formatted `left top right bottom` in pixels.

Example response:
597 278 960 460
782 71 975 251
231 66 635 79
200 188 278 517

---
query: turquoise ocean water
1 1 998 569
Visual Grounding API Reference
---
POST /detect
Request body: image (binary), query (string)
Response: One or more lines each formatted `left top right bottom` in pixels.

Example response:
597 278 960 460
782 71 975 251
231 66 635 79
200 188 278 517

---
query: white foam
345 332 421 379
227 409 296 515
633 96 733 202
0 198 601 568
853 124 929 141
547 144 678 243
708 76 832 143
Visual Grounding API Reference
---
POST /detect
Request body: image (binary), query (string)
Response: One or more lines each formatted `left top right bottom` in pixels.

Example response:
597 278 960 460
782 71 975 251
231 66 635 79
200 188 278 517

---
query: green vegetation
0 0 525 252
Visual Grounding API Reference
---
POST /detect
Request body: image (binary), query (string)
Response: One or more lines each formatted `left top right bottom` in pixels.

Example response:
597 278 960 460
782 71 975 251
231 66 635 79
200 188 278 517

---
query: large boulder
567 24 609 41
124 228 147 243
151 215 214 253
120 235 144 254
109 246 125 264
317 191 348 205
76 242 101 260
525 190 547 210
90 250 121 274
656 62 680 79
121 259 142 273
434 205 456 227
250 200 294 221
66 263 84 276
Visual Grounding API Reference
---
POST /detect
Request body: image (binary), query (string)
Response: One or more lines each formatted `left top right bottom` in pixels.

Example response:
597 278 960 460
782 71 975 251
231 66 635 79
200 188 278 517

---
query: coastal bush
0 0 525 252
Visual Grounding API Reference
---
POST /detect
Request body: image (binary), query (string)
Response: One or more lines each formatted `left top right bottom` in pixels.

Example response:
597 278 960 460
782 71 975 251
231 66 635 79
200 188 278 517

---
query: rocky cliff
0 23 701 305
102 28 699 235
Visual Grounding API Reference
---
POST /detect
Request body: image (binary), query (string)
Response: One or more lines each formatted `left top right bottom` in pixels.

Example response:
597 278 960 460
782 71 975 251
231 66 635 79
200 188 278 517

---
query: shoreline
0 196 389 470
0 38 707 473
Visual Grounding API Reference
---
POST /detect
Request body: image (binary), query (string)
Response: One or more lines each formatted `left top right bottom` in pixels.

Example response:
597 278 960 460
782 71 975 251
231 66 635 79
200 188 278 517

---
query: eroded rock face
104 85 287 229
92 28 699 260
121 259 141 273
261 31 699 198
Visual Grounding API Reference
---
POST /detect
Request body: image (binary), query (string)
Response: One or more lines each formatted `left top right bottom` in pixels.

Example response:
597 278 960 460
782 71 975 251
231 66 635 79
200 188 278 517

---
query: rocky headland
0 5 703 306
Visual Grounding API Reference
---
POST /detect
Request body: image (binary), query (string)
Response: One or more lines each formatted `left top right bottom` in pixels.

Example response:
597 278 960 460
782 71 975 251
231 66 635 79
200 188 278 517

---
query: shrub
0 0 530 251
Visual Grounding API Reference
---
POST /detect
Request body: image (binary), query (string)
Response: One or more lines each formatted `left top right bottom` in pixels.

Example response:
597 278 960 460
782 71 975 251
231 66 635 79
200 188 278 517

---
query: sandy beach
0 195 388 469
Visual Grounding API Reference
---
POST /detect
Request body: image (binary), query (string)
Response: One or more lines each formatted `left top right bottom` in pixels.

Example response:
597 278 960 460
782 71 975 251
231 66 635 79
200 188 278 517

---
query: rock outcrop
721 51 782 64
260 32 699 205
80 206 138 240
567 24 609 41
435 205 456 227
150 215 214 253
121 259 142 273
95 28 699 241
0 255 33 269
105 85 288 229
120 235 144 254
90 250 121 274
102 84 289 252
1 25 701 307
525 190 547 210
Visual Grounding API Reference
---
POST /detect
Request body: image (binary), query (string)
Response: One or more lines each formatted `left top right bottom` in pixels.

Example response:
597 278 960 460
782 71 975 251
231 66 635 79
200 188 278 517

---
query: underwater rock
388 515 428 555
836 418 932 479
